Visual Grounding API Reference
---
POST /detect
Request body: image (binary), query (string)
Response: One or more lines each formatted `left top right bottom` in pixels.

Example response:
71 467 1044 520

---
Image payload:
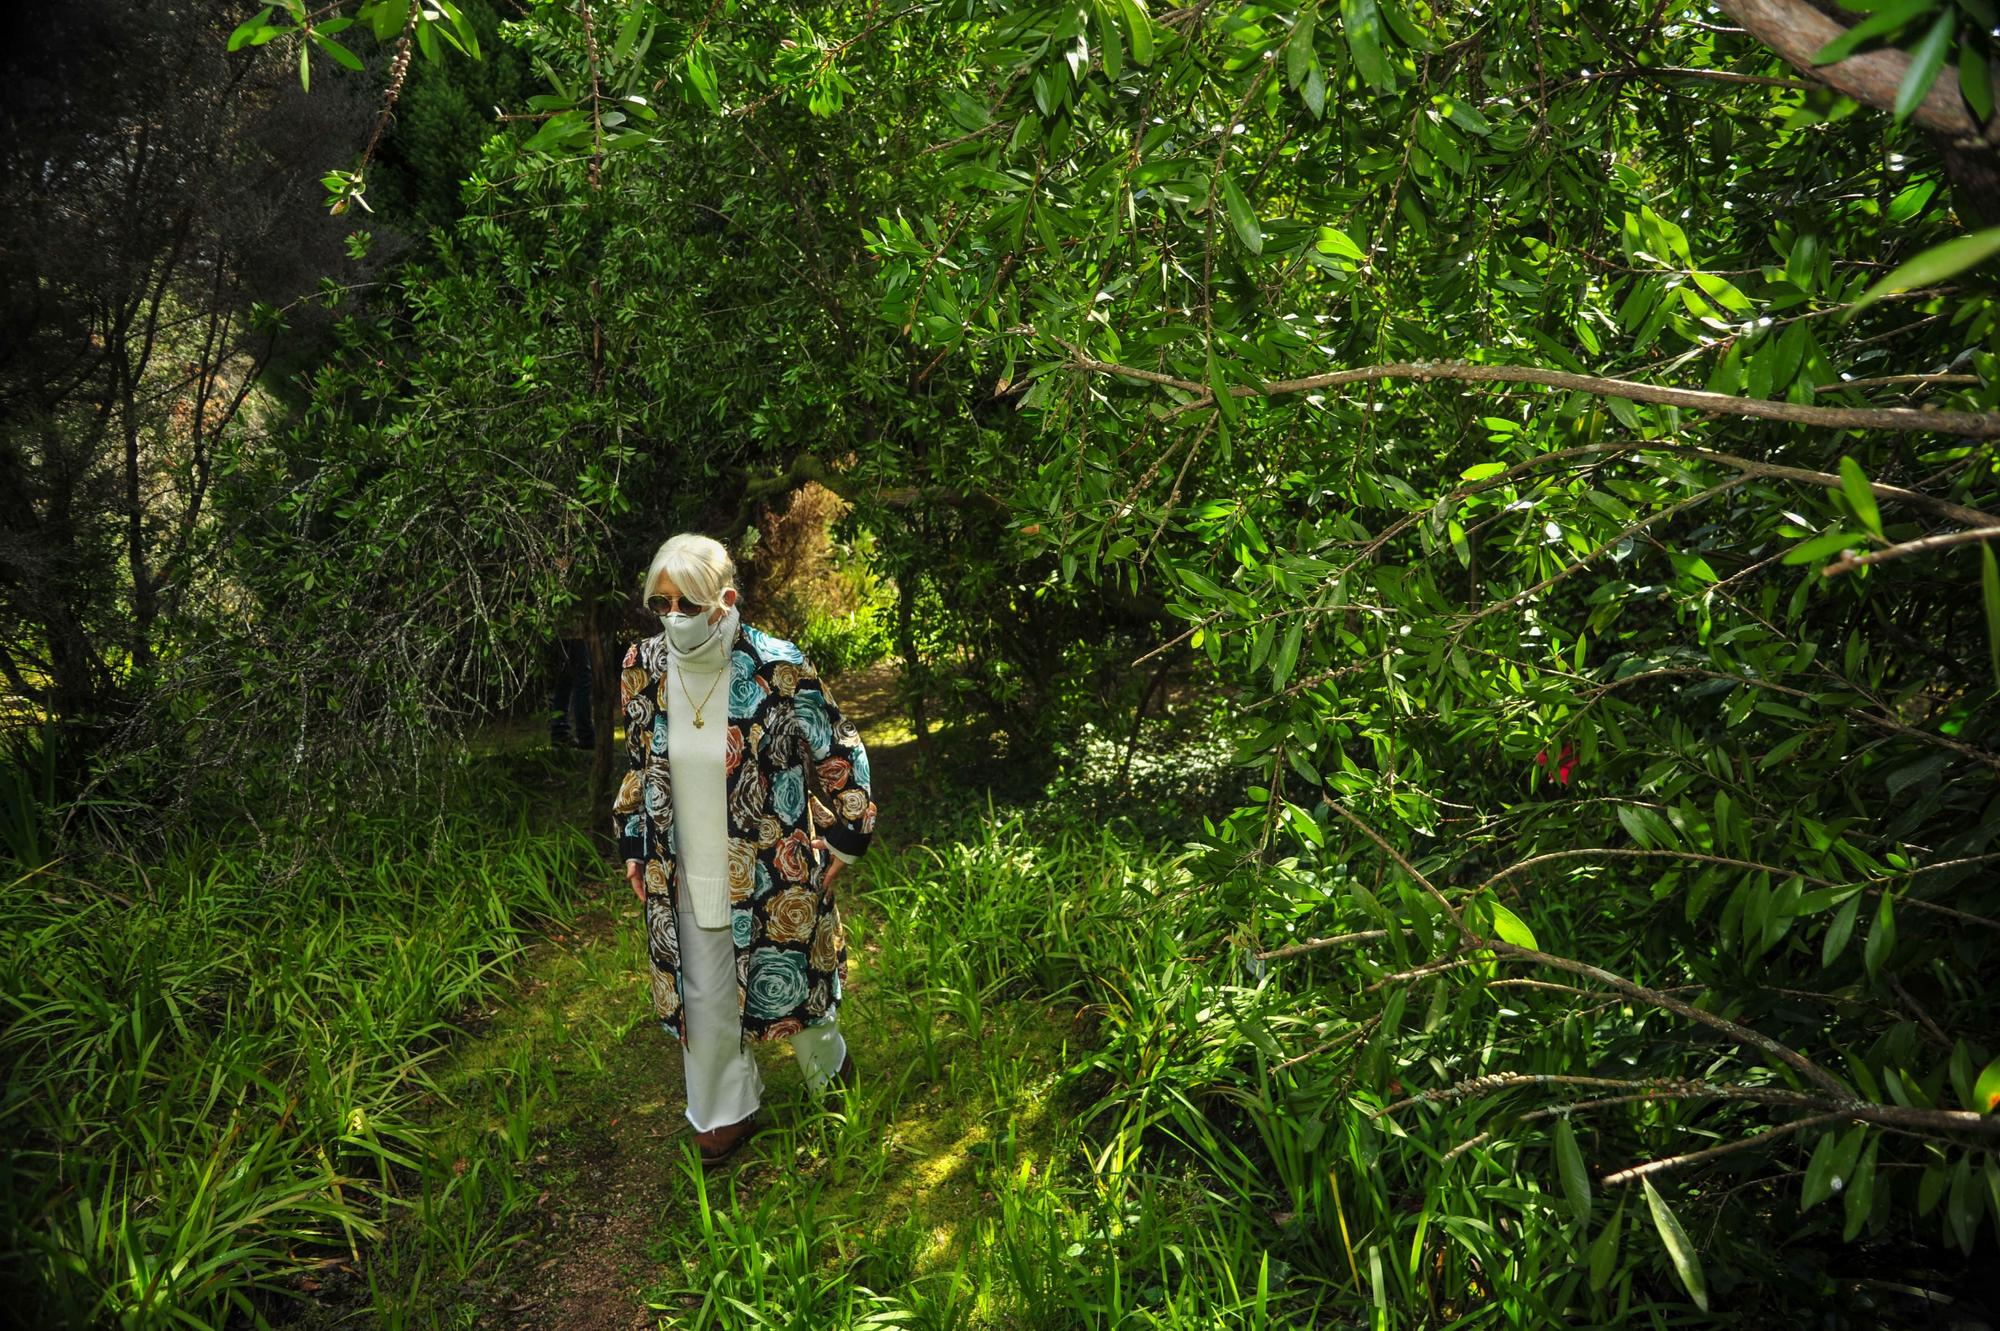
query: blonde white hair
642 532 737 607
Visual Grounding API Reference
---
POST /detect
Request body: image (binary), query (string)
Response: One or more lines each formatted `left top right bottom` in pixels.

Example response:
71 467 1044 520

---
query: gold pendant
693 714 705 728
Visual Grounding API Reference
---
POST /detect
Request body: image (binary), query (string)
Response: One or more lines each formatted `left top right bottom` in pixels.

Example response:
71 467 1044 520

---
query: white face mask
661 600 736 654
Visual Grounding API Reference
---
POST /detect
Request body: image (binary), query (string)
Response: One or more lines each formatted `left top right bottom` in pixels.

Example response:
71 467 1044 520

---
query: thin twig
1600 1111 1851 1186
1821 527 2000 578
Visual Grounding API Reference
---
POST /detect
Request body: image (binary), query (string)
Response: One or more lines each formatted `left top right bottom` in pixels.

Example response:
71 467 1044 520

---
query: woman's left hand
810 835 845 886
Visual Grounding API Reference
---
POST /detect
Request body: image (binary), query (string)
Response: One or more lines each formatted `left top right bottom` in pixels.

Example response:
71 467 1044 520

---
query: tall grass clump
795 809 1353 1328
0 756 594 1328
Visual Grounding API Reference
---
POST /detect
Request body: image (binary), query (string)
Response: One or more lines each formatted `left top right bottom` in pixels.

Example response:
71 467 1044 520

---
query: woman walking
613 533 878 1166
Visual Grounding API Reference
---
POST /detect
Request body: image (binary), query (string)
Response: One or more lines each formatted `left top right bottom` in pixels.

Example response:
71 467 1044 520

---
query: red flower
1536 743 1577 785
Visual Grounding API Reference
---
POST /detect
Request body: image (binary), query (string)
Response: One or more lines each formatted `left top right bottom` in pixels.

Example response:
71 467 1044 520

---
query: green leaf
1822 893 1862 965
1273 619 1303 689
1317 225 1364 260
1208 352 1242 423
1341 0 1396 92
1946 1155 1978 1249
1692 271 1752 316
1616 803 1653 849
1221 173 1263 255
1116 0 1154 67
1097 4 1125 82
1842 1138 1879 1241
1177 565 1225 601
367 0 409 42
1802 1131 1839 1211
1439 94 1490 135
1974 1055 2000 1113
1895 11 1956 122
1642 1179 1709 1312
1811 0 1932 66
1838 456 1883 537
432 0 479 60
1960 38 1994 124
312 33 365 72
1287 2 1319 89
1301 61 1326 116
613 3 644 64
1782 528 1868 566
1587 1203 1623 1291
1849 225 2000 314
229 7 276 51
685 45 719 113
1447 519 1470 566
1830 1125 1868 1197
1489 901 1538 951
1554 1119 1592 1225
1460 461 1507 481
1863 893 1896 979
1982 543 2000 689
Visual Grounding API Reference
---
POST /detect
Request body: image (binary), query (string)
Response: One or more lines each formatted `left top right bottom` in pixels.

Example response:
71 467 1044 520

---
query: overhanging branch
1062 350 2000 436
1717 0 1998 145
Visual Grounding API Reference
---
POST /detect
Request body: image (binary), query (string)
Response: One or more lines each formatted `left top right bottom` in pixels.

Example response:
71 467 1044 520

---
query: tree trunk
894 573 936 782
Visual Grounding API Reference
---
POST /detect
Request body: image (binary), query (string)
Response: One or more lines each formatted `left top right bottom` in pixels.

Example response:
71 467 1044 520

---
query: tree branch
1061 350 2000 435
1599 1111 1853 1186
1716 0 1997 146
1820 526 2000 577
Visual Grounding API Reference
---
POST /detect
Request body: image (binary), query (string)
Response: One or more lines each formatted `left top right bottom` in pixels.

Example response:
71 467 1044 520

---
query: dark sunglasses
646 592 716 615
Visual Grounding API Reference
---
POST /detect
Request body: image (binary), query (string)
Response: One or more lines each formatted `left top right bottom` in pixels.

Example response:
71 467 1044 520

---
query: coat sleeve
611 641 651 864
795 658 877 862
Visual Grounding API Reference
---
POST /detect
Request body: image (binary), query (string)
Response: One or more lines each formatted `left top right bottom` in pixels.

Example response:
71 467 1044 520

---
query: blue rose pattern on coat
770 767 805 825
745 949 811 1019
614 620 877 1045
745 623 804 664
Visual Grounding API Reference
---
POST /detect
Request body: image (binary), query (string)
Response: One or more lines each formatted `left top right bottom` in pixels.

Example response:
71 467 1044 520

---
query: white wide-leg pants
676 877 847 1133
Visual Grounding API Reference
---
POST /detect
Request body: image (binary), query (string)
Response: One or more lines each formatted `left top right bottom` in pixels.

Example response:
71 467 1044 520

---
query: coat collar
642 619 759 727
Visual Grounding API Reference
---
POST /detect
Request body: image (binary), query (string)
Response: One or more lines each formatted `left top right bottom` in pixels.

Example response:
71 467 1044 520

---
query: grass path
301 660 1091 1330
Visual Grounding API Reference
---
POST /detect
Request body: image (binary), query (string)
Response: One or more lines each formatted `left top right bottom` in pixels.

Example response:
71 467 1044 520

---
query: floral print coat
613 620 877 1048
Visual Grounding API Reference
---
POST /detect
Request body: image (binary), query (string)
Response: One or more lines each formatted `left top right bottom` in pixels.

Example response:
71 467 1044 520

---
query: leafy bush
798 604 896 682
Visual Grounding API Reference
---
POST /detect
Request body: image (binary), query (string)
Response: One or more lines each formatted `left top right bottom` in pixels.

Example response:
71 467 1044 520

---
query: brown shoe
695 1112 760 1168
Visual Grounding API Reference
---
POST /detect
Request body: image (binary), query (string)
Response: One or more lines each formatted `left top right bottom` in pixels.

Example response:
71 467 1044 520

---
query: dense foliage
511 0 1996 1317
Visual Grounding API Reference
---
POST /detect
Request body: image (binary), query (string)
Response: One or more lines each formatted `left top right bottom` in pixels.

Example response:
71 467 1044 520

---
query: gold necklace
674 654 726 728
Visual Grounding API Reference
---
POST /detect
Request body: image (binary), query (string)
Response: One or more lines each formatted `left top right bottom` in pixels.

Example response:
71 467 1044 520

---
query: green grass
18 705 1912 1329
0 745 598 1328
233 768 1340 1331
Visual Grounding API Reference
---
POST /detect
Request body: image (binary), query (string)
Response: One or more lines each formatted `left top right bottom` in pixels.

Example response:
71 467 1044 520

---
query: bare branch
1059 348 2000 436
1820 526 2000 577
1600 1111 1853 1186
1255 929 1388 961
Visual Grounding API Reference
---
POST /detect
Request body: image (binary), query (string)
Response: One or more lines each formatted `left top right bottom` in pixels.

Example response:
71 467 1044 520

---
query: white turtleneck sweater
664 615 735 930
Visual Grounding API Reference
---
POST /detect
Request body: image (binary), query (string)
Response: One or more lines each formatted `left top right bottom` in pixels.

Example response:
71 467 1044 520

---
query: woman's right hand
625 859 646 902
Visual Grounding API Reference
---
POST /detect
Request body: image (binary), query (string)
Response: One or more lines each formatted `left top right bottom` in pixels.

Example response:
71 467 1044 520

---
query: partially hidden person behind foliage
547 625 595 752
613 532 877 1166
